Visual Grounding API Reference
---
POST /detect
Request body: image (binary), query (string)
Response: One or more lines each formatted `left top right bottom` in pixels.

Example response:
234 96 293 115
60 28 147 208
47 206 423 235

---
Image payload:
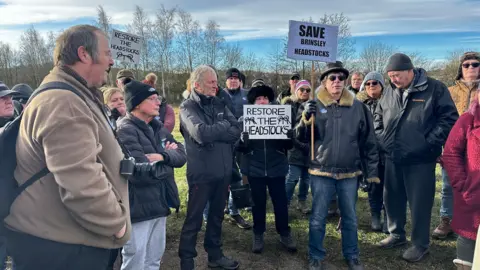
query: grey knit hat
360 72 386 92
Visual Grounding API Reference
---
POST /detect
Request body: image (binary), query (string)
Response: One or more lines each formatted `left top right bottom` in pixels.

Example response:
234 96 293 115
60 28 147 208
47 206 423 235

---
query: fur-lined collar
356 90 382 103
316 86 354 107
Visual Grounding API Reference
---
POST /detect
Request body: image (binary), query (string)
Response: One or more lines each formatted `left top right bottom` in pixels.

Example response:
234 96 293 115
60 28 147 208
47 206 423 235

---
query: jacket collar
316 86 354 107
125 113 162 134
191 88 218 106
455 80 480 91
52 65 104 103
356 90 382 103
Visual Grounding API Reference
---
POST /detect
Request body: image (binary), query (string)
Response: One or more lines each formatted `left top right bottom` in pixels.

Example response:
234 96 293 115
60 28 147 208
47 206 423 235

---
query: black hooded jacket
374 68 459 164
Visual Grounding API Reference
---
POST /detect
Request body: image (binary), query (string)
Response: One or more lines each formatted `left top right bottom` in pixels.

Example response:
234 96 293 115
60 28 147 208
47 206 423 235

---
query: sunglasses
462 62 480 69
328 75 346 82
365 81 379 87
299 88 311 93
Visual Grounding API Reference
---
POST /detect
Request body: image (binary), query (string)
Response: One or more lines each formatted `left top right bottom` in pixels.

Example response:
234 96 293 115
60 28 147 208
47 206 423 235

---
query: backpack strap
15 82 87 197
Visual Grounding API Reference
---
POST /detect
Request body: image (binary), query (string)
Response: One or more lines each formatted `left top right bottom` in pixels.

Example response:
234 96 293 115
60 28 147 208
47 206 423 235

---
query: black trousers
6 229 110 270
368 164 385 214
249 176 290 236
178 179 229 261
383 159 436 248
106 248 121 269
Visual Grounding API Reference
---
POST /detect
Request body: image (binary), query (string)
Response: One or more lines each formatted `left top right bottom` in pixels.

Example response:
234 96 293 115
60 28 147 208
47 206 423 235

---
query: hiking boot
297 200 311 214
252 233 264 253
309 259 326 270
402 246 429 263
228 214 252 230
208 256 239 269
371 212 382 232
377 235 407 249
432 217 453 239
346 258 365 270
180 259 195 270
280 233 297 252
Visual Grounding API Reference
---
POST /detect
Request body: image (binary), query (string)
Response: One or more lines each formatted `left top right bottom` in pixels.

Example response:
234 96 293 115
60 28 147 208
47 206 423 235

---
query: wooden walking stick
311 115 315 161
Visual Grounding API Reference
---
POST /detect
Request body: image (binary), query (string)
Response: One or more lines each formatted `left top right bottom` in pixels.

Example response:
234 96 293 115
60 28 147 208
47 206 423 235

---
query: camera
120 157 164 178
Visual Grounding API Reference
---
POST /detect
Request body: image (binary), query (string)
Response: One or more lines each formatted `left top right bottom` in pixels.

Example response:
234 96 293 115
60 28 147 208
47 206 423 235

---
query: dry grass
161 108 456 270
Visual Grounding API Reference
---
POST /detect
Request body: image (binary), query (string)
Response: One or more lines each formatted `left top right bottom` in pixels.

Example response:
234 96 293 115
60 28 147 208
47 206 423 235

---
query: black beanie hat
385 53 414 72
124 80 158 112
226 68 241 79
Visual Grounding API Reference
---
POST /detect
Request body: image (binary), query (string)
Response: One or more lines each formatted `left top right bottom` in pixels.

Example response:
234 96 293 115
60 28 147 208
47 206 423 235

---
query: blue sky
0 0 479 62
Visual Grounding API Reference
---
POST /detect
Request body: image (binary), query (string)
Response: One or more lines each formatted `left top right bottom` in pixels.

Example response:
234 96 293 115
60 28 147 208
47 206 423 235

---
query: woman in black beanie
236 85 297 254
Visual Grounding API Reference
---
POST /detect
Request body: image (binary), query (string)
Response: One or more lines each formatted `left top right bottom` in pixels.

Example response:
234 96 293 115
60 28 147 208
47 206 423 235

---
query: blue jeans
440 167 453 219
309 176 359 261
285 165 310 203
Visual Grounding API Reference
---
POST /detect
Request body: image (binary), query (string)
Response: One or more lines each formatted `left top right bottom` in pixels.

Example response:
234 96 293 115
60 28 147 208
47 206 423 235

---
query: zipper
264 140 267 176
333 104 340 167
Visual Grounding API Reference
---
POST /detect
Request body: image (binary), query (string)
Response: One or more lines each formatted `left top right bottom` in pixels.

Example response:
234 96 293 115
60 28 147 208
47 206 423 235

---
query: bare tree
176 9 201 73
0 42 16 85
127 5 152 75
359 41 396 73
267 44 288 92
201 20 224 67
405 51 433 70
19 26 51 86
96 5 111 35
318 13 356 65
152 4 177 98
222 43 244 70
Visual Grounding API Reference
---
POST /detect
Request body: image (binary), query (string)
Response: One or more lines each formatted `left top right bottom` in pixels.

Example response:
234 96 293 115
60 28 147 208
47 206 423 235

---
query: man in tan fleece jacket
4 25 131 270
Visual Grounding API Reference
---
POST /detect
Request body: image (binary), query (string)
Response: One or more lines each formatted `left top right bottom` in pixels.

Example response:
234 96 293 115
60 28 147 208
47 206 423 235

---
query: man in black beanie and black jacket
374 53 458 263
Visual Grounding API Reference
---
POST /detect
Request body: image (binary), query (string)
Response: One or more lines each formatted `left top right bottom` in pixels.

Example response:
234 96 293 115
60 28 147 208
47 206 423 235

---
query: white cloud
0 0 479 47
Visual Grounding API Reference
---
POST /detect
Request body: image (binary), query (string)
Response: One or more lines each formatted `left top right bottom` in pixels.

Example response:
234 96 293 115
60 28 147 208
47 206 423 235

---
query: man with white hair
178 65 241 270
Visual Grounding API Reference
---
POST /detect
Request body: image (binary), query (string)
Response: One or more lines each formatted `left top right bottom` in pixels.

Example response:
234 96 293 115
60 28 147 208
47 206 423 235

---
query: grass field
161 109 457 270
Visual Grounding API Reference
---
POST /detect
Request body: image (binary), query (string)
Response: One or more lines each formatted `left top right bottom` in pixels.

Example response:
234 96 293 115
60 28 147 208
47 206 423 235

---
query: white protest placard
110 29 143 64
287 20 339 62
243 105 292 140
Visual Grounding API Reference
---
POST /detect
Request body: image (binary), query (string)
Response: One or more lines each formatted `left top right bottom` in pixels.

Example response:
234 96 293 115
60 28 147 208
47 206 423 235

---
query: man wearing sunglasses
374 53 458 263
298 61 379 270
432 51 480 240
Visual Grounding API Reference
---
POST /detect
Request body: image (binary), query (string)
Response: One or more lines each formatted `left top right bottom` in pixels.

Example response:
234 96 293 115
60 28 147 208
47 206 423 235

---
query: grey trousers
121 217 167 270
383 159 436 249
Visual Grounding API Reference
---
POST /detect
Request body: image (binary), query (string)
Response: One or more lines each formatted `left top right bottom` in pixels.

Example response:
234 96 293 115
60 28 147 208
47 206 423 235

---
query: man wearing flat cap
116 69 135 90
277 72 301 103
0 81 15 128
374 53 458 262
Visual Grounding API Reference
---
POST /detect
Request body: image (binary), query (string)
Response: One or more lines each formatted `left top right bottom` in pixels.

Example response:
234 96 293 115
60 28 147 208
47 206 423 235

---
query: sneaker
309 259 326 270
208 256 239 269
252 233 264 253
377 235 407 249
297 200 311 214
432 217 453 239
180 259 195 270
402 246 429 263
453 259 473 269
346 258 365 270
228 214 252 230
371 212 382 232
280 233 297 252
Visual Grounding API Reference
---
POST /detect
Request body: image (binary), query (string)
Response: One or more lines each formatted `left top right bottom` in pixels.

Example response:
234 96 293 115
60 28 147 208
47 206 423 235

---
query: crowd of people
0 24 479 270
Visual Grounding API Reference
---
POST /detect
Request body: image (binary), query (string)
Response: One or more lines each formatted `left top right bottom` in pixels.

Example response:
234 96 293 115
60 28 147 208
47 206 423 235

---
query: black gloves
241 132 249 144
304 100 317 120
286 129 294 139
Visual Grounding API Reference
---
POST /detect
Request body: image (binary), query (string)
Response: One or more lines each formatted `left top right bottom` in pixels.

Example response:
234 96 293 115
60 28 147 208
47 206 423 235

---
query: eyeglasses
462 62 480 69
299 88 311 93
365 81 379 87
328 75 346 82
